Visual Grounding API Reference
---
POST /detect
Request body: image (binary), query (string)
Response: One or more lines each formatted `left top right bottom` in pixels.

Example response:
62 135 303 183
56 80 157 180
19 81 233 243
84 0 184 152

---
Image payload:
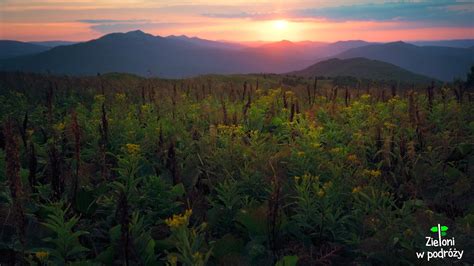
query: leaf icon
431 226 438 232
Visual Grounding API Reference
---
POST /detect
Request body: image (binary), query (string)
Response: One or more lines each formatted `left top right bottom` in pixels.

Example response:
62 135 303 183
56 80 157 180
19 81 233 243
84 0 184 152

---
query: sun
259 19 301 41
273 20 288 30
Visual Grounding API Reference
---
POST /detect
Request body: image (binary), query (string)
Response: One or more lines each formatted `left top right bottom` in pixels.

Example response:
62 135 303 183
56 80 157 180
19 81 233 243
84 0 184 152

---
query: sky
0 0 473 42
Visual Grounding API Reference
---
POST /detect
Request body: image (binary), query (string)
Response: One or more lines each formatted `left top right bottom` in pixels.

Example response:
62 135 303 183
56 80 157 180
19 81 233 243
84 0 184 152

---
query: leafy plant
165 209 212 266
39 201 89 264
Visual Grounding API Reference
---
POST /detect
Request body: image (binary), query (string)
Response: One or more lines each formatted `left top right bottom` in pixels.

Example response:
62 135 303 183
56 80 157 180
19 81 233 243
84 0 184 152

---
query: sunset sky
0 0 473 42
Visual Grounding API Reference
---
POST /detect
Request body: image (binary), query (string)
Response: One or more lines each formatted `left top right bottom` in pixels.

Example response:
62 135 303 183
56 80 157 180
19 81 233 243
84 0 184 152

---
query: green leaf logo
431 225 448 236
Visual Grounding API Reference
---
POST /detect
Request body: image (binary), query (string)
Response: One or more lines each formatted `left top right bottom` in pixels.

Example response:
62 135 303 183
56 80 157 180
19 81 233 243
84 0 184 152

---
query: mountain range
0 30 472 81
336 42 474 81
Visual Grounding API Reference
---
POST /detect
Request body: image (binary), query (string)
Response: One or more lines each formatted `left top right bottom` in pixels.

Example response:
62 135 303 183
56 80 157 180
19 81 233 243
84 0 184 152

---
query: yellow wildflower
361 94 371 100
363 169 381 178
167 254 178 265
404 228 413 237
388 96 400 105
352 186 362 194
35 251 49 261
312 142 322 148
216 124 227 131
217 124 243 136
284 91 295 97
53 122 65 131
165 209 192 229
323 181 333 190
317 190 325 198
184 209 192 217
125 143 140 155
301 173 318 182
330 147 342 154
94 94 105 102
370 170 381 178
192 251 203 261
347 154 359 163
141 104 151 113
115 93 126 101
384 122 396 129
297 151 305 157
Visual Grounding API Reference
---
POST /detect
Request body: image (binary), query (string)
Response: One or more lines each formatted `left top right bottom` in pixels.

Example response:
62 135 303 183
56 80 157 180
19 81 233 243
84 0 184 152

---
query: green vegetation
288 57 436 84
0 71 473 265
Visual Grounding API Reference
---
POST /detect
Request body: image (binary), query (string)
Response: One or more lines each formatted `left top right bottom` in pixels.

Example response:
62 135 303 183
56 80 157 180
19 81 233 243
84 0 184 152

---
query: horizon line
3 29 474 44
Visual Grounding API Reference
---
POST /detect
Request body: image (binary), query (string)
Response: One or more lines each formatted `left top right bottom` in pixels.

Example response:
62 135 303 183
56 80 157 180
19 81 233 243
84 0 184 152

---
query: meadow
0 71 473 265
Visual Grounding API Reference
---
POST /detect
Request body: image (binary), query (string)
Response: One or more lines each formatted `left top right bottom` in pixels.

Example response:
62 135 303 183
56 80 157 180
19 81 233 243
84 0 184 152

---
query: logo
430 224 448 236
415 224 464 261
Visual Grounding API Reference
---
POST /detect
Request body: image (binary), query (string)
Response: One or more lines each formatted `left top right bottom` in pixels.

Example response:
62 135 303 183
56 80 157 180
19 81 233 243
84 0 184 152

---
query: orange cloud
1 22 98 41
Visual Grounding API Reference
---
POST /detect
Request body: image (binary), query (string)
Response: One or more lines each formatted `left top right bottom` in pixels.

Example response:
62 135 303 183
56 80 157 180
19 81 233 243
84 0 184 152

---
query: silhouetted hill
0 40 50 59
335 41 474 81
289 57 435 83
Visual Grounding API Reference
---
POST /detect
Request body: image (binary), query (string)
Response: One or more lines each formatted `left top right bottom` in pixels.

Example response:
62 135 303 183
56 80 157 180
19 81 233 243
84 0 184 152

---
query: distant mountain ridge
409 39 474 48
289 57 435 83
0 31 365 78
0 40 50 59
0 30 288 77
1 31 472 80
29 41 78 47
243 39 372 60
335 41 474 81
166 35 244 50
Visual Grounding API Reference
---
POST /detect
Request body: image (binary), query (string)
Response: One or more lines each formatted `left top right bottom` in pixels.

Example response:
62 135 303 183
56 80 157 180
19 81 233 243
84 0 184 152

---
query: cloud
78 19 149 24
202 12 253 18
290 1 474 26
202 11 280 20
201 1 473 27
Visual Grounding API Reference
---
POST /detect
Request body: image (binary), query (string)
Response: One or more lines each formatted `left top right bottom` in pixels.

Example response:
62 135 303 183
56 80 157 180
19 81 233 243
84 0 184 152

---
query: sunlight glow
273 20 288 30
